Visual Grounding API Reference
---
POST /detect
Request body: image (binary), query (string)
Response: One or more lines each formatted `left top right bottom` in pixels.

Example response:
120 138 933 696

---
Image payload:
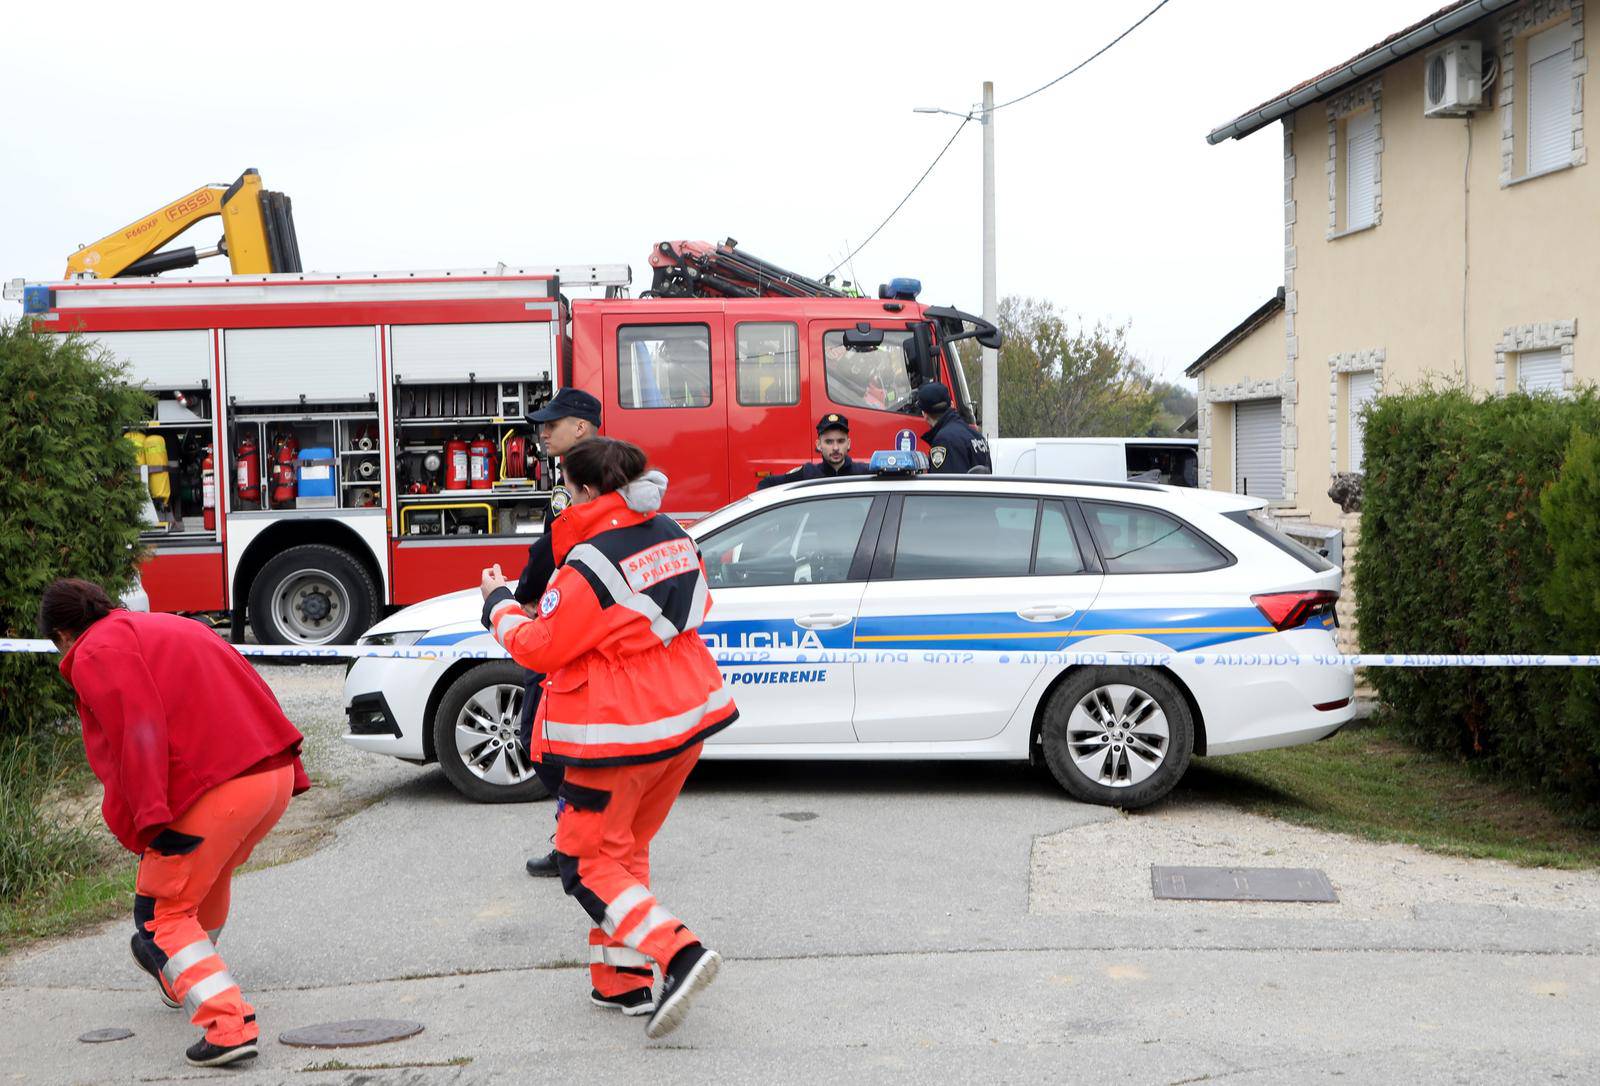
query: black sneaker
645 943 720 1040
185 1036 259 1067
525 849 560 878
129 933 181 1009
590 986 655 1016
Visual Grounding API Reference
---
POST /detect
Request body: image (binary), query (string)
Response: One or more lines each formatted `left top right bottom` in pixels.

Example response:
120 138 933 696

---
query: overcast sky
1 0 1433 385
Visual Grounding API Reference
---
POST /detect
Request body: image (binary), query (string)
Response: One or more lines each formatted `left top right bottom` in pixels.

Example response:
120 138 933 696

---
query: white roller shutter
391 323 553 384
225 327 378 404
1517 348 1564 393
1348 370 1377 470
1234 398 1284 500
68 330 210 389
1528 23 1574 174
1346 109 1378 230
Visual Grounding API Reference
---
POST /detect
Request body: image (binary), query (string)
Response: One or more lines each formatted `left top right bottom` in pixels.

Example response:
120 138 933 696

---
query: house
1190 0 1592 527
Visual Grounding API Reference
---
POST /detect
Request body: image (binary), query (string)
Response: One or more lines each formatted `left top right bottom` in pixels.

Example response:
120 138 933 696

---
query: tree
0 322 149 737
958 296 1167 437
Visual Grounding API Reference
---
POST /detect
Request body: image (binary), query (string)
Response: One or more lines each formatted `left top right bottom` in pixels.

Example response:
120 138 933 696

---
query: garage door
1234 398 1283 499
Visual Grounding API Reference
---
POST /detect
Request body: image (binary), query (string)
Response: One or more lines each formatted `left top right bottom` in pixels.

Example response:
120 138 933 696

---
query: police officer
500 387 601 877
757 413 873 488
916 382 992 474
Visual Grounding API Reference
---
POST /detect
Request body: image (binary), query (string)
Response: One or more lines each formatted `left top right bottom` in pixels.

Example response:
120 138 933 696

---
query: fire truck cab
10 250 987 646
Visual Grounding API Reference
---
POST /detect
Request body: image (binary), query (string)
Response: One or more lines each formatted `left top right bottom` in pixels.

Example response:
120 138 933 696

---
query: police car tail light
1251 590 1337 631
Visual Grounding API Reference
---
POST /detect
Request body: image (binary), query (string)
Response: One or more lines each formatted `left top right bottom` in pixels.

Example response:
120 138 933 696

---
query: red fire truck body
20 257 983 645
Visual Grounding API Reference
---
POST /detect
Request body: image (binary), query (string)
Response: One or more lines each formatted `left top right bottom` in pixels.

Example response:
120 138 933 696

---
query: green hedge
1356 387 1600 819
0 322 148 738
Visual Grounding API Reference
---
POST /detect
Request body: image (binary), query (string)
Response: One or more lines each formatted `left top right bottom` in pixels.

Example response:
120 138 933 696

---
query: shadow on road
682 758 1064 800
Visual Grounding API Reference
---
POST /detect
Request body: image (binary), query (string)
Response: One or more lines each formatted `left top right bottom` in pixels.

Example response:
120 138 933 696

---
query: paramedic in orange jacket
479 437 735 1040
41 579 310 1069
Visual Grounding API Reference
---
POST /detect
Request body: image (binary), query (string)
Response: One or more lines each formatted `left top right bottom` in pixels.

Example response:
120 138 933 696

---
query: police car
342 456 1354 808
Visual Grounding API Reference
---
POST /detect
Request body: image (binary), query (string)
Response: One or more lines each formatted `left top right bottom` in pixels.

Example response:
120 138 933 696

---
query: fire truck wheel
248 544 380 647
432 662 550 803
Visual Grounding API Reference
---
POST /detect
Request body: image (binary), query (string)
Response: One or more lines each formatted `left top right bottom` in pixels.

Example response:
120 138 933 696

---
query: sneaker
185 1036 259 1067
644 943 720 1040
525 849 560 878
129 934 181 1010
590 987 655 1016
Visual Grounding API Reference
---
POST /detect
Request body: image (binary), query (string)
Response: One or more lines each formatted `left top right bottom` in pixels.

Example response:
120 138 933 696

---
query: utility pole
980 81 998 441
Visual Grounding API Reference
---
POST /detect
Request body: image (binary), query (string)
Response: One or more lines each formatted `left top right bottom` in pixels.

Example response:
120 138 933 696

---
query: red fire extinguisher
272 434 299 506
469 436 495 490
236 435 261 505
202 447 217 531
445 438 469 491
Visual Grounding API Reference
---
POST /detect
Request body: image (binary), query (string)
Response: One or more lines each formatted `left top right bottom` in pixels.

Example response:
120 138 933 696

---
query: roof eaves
1185 288 1285 377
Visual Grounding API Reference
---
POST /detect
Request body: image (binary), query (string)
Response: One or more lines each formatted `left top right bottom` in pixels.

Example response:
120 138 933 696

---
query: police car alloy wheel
1038 667 1195 810
431 662 550 804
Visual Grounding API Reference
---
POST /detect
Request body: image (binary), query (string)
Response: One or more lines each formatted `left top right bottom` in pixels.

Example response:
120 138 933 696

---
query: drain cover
279 1019 424 1049
79 1027 134 1044
1151 865 1337 903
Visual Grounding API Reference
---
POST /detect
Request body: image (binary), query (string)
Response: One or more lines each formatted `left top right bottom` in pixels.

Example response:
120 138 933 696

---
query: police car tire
432 662 551 804
1038 666 1194 810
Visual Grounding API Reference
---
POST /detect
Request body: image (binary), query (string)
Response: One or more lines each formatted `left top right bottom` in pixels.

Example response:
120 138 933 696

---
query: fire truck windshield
822 330 921 414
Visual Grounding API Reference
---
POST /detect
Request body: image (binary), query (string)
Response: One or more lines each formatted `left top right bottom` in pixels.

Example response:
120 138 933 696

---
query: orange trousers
133 765 293 1045
553 745 702 997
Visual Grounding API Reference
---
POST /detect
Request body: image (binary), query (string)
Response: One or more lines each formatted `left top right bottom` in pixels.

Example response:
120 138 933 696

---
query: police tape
3 638 1599 668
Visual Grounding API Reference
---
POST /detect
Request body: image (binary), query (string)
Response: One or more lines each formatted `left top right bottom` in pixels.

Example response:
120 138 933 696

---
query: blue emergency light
22 286 53 314
869 449 928 475
878 278 921 302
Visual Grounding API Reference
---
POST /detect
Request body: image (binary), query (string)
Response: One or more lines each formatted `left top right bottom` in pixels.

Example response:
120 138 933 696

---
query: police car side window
701 496 874 588
1034 501 1085 575
1080 501 1228 574
892 496 1036 580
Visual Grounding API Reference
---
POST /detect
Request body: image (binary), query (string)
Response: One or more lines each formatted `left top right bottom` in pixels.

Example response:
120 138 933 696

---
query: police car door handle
1017 605 1076 623
795 612 852 630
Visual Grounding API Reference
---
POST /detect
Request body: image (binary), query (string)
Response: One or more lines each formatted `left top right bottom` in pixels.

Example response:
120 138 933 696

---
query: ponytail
38 578 121 641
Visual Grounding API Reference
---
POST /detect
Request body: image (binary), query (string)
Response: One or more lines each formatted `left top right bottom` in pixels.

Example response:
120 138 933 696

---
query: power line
994 0 1177 111
823 117 971 279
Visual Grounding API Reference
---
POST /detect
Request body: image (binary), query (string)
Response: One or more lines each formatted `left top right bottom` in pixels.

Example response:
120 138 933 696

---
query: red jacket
59 610 310 852
486 473 736 766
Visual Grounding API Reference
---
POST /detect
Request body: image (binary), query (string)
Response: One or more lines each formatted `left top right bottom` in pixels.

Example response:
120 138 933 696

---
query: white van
990 437 1199 487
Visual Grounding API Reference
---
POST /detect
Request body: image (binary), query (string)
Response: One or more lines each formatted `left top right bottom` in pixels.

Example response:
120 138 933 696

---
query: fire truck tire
432 662 550 803
248 544 380 647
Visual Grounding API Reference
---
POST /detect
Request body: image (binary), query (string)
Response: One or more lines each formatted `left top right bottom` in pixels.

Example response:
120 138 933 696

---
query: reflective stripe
567 545 684 646
621 904 677 950
161 939 216 984
544 686 733 748
492 600 531 643
182 969 239 1016
685 572 708 632
602 885 652 935
590 944 653 968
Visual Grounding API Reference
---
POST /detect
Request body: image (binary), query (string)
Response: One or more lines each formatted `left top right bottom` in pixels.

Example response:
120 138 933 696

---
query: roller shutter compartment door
390 323 554 384
225 327 378 404
66 330 211 389
1233 398 1283 500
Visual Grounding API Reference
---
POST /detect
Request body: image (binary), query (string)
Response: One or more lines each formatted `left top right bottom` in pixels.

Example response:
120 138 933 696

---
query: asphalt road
2 669 1597 1085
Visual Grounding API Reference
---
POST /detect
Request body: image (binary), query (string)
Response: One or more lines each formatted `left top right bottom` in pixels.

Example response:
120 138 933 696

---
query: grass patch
1183 716 1600 869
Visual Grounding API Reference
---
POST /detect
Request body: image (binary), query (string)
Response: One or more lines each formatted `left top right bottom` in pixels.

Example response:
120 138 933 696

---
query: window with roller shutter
1517 348 1565 393
1233 399 1283 500
1526 23 1575 175
1347 371 1377 471
1345 110 1378 231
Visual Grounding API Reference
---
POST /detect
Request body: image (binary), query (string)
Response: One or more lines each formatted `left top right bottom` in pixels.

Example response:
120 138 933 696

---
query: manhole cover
279 1019 424 1049
779 811 818 822
79 1027 134 1044
1151 865 1337 903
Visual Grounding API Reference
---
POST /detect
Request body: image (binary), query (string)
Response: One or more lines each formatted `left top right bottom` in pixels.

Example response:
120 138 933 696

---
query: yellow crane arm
64 169 300 279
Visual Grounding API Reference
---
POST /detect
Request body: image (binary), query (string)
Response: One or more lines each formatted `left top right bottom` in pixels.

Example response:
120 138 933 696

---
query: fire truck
9 238 995 646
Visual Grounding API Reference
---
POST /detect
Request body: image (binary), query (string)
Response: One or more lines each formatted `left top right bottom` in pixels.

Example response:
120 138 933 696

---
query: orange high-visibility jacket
485 472 736 767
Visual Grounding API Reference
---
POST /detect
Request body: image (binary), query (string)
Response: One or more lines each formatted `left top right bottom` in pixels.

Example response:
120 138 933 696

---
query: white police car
343 463 1353 808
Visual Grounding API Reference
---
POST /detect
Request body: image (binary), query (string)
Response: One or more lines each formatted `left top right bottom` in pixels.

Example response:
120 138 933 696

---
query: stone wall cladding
1499 0 1587 185
1338 510 1376 700
1327 349 1386 475
1494 319 1578 391
1326 79 1383 237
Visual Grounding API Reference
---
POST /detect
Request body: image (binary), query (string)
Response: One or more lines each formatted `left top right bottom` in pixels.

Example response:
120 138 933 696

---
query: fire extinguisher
445 437 469 491
202 447 217 532
236 435 261 506
272 433 299 506
469 436 495 490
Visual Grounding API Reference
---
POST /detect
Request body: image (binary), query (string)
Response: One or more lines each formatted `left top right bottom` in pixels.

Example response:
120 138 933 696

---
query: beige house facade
1191 0 1595 528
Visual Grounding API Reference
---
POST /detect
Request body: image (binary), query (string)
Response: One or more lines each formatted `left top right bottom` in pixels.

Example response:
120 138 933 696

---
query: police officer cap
816 413 849 435
915 382 952 413
529 388 602 425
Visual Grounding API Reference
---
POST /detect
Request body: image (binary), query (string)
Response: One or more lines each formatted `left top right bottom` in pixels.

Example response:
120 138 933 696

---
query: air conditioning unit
1424 40 1483 116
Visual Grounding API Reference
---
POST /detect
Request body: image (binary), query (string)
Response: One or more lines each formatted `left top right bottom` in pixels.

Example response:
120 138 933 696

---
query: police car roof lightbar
869 449 928 475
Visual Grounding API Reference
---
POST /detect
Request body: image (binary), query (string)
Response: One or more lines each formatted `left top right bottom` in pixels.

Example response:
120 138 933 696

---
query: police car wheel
1038 667 1194 810
432 662 550 804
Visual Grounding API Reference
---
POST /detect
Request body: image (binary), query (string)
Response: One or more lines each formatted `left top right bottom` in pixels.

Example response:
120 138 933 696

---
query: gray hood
620 470 668 515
